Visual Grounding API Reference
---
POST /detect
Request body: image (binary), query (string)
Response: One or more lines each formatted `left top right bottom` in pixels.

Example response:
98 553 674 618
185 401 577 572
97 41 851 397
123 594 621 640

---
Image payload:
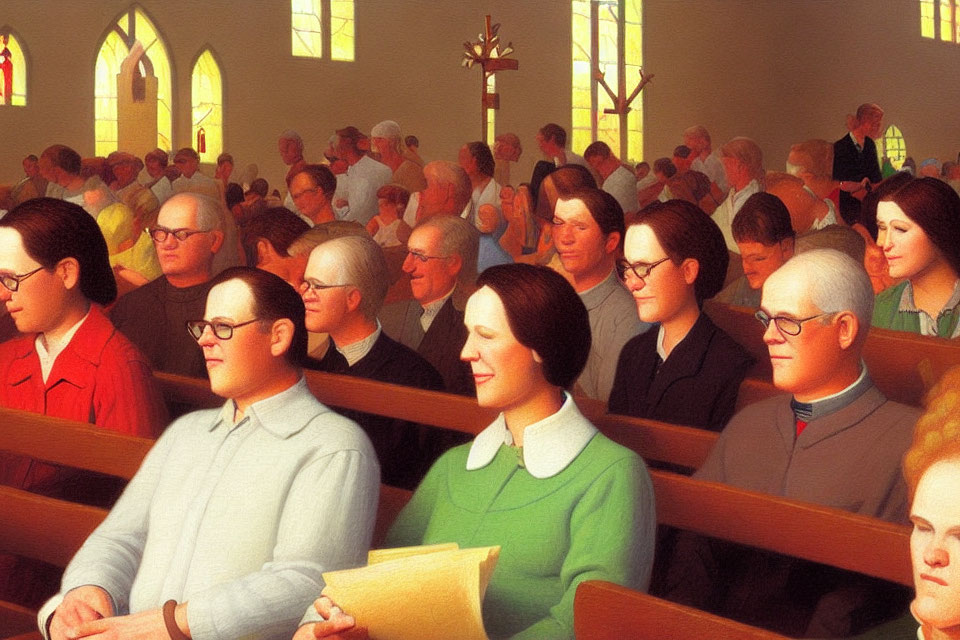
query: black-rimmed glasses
754 309 835 336
0 266 44 292
617 256 670 282
185 318 260 341
300 280 353 295
147 226 209 243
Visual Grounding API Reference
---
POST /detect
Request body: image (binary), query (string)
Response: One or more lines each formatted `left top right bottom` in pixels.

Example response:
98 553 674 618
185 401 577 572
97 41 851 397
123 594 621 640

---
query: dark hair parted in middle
634 199 729 305
475 263 590 389
293 164 337 199
464 141 496 179
0 198 117 305
557 188 626 241
241 207 311 267
208 266 308 367
880 176 960 277
732 192 796 245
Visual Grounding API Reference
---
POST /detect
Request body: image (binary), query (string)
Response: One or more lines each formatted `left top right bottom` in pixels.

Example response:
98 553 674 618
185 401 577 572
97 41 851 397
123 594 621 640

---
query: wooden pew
705 299 960 407
574 581 789 640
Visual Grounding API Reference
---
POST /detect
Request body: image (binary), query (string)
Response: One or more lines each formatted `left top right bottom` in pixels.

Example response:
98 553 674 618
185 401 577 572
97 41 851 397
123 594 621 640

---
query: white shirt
602 166 639 215
466 178 501 228
335 156 391 225
420 288 456 333
691 153 728 193
713 179 761 253
152 171 222 205
35 310 90 383
39 377 379 640
336 321 383 366
812 195 839 230
466 392 597 478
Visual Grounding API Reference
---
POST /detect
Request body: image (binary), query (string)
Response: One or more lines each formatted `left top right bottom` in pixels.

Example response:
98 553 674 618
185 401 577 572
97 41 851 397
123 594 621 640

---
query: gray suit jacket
696 385 919 523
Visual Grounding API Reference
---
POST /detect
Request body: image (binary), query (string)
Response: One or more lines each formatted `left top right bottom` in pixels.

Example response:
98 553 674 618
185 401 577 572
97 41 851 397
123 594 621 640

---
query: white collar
465 392 598 479
35 308 91 383
336 320 382 367
420 287 455 332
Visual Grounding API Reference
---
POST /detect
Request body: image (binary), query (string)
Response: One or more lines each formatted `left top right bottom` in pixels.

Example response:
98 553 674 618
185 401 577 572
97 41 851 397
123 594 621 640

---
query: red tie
796 420 808 437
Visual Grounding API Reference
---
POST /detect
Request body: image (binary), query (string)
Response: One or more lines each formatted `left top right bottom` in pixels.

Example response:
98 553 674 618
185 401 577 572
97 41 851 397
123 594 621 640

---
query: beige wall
2 0 959 191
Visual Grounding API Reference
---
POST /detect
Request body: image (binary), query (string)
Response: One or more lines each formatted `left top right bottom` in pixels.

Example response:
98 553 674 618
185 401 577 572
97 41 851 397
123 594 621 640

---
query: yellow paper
322 544 500 640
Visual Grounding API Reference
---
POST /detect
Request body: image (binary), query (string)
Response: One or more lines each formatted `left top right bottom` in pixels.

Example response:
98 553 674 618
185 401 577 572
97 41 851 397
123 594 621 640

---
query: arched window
881 125 907 170
0 29 27 106
291 0 355 61
571 0 643 162
191 49 223 164
920 0 960 41
94 6 173 156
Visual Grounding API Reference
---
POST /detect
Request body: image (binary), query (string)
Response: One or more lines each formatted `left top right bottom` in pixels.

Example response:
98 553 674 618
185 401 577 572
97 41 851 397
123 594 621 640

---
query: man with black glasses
110 192 225 378
665 249 919 636
40 267 379 640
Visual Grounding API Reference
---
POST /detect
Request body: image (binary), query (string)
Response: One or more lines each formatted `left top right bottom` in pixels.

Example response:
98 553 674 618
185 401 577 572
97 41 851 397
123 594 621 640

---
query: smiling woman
299 263 657 640
872 177 960 338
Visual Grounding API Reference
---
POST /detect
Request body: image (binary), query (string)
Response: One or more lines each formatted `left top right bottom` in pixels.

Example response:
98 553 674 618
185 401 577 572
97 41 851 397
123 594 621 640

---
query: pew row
705 299 960 407
574 580 790 640
157 371 722 471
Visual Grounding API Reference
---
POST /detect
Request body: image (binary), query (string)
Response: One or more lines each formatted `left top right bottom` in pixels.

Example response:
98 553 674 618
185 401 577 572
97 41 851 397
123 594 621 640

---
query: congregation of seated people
1 105 959 640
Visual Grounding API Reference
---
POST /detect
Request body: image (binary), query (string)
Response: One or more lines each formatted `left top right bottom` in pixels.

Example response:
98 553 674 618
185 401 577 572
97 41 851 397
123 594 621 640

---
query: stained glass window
292 0 354 61
571 0 643 163
192 49 223 164
0 31 26 106
881 125 906 170
94 7 173 156
940 0 954 40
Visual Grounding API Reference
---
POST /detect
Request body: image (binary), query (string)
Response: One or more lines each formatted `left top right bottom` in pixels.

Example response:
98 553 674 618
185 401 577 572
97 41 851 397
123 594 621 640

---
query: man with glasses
40 266 379 640
110 192 225 378
302 235 449 489
380 215 478 395
665 249 920 636
553 188 650 401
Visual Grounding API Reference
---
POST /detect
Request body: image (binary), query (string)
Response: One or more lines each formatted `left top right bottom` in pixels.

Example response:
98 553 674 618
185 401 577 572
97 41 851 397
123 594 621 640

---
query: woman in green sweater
872 177 960 338
299 263 656 640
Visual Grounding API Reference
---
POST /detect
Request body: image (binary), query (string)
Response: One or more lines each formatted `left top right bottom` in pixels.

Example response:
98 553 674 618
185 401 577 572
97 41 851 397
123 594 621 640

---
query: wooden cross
462 15 519 143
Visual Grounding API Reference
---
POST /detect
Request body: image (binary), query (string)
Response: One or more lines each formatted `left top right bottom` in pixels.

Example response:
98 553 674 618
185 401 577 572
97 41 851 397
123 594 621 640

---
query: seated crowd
0 104 958 640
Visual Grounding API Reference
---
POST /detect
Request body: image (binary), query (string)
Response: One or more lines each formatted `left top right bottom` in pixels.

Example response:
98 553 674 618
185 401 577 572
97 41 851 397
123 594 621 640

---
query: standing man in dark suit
379 215 478 395
832 103 884 225
302 235 461 489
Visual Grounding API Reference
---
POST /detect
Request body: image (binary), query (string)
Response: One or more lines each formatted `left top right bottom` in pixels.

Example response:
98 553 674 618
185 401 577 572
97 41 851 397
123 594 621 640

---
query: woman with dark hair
856 171 913 294
0 198 167 606
872 177 960 338
298 263 655 640
608 200 754 431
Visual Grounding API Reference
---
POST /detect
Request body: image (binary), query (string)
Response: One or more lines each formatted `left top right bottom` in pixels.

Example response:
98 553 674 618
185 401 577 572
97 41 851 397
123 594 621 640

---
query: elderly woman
872 177 960 338
608 200 754 431
297 263 655 640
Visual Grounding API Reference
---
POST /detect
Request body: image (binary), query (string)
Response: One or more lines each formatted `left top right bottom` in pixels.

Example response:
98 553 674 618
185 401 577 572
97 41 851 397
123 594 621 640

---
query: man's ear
256 239 274 265
269 318 295 358
56 257 81 291
836 311 859 350
604 231 621 255
344 287 363 314
208 230 225 254
532 349 544 364
446 253 463 276
781 237 796 259
681 258 700 286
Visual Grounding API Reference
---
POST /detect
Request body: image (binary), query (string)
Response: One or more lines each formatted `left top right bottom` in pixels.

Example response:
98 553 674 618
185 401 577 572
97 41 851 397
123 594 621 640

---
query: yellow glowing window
292 0 354 61
941 0 955 40
330 0 355 61
94 7 173 156
881 125 907 170
292 0 322 57
192 49 223 164
571 0 643 163
0 31 26 106
921 0 935 38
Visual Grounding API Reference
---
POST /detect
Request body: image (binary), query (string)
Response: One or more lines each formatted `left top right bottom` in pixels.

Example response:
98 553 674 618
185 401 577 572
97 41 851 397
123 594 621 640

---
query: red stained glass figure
0 35 12 106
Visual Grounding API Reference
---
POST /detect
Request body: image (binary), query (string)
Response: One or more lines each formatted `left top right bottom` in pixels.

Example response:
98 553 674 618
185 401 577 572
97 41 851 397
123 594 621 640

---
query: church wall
2 0 960 192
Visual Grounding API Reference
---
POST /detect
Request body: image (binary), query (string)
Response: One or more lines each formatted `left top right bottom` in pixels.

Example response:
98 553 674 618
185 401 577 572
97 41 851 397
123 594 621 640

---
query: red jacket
0 305 167 499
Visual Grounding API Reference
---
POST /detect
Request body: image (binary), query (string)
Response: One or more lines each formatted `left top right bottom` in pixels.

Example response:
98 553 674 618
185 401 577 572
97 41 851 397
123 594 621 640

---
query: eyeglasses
290 186 320 200
405 250 448 263
0 265 44 292
300 279 353 293
146 226 209 243
754 309 835 336
617 256 670 282
185 318 260 341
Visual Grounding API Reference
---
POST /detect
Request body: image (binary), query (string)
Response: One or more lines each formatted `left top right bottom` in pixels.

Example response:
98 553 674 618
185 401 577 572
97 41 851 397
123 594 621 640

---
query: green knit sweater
873 280 960 337
385 433 656 640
